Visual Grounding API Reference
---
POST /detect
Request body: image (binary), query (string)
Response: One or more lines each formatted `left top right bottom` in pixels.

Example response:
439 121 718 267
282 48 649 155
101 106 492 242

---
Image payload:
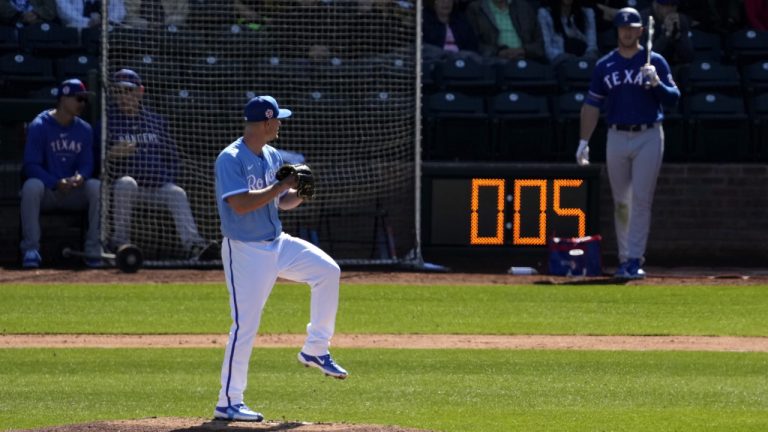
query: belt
610 123 655 132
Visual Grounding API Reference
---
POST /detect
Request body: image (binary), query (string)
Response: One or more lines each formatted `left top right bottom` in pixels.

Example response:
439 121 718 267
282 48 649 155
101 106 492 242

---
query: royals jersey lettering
215 138 284 242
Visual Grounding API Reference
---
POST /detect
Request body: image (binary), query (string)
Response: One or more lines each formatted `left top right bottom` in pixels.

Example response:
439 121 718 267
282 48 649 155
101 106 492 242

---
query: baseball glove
275 163 315 200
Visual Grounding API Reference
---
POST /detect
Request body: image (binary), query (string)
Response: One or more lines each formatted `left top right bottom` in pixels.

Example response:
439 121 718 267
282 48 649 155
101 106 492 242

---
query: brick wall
598 164 768 266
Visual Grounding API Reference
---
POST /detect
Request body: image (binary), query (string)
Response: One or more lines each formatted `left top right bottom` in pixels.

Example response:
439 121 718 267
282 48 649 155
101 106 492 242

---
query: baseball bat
646 15 654 65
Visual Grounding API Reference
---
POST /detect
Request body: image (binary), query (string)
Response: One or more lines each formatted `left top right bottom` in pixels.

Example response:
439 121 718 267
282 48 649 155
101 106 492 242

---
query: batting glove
640 64 660 87
576 139 590 166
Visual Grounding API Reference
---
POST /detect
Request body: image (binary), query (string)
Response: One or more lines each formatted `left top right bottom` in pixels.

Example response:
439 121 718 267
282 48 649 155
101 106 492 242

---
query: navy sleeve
158 116 180 182
585 61 606 108
22 121 58 189
651 54 680 107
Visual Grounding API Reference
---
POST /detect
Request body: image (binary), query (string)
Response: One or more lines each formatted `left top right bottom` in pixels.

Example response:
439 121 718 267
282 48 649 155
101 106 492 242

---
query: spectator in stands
538 0 599 65
122 0 188 28
56 0 125 29
105 69 217 260
641 0 694 65
678 0 744 34
466 0 546 62
745 0 768 31
20 78 101 269
0 0 57 26
422 0 481 60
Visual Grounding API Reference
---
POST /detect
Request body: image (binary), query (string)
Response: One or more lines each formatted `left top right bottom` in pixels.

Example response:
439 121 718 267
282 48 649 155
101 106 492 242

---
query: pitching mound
16 417 431 432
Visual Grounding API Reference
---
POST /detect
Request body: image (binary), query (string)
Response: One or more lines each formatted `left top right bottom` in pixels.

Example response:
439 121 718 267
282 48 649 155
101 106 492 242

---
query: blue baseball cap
57 78 91 98
614 7 643 27
112 68 142 88
244 96 292 122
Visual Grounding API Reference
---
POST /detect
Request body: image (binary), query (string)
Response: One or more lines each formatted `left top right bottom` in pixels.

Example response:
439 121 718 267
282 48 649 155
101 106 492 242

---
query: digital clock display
422 163 601 248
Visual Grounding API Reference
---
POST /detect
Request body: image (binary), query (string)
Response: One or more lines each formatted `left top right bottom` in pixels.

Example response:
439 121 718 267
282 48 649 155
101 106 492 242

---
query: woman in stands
422 0 480 60
538 0 599 65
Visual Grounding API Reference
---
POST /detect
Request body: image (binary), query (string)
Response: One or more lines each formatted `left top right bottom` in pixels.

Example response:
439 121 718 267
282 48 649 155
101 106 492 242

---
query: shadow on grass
171 420 307 431
534 277 631 286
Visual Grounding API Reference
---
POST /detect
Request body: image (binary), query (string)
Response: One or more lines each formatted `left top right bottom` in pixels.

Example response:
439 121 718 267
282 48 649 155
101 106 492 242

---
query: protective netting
100 0 418 264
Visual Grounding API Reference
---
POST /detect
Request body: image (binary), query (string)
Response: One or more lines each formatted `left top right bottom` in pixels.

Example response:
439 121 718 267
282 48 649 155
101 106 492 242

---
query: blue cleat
22 250 41 269
615 258 646 280
213 403 263 422
297 351 349 379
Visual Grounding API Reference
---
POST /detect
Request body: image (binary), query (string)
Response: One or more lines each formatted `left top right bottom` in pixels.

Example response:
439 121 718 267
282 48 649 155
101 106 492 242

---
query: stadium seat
688 29 722 61
750 93 768 162
159 25 204 63
557 58 595 92
437 56 496 95
80 27 101 55
55 53 99 82
495 58 557 95
685 92 749 162
0 97 52 123
727 29 768 66
0 53 55 96
662 103 686 163
27 84 59 100
681 59 740 95
189 53 241 81
214 24 268 60
108 26 159 60
742 61 768 94
0 25 18 54
18 22 79 56
597 28 616 54
555 91 606 162
421 58 440 89
423 91 490 161
488 91 553 161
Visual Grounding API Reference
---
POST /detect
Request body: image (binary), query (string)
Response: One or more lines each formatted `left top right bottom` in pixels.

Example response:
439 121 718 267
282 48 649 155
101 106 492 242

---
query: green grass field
1 282 767 431
1 283 767 335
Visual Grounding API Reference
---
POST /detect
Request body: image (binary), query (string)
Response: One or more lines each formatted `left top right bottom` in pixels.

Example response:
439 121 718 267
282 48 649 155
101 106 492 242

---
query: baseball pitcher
212 95 347 422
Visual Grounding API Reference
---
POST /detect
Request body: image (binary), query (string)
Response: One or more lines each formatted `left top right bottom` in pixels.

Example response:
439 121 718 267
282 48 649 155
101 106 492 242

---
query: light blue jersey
215 138 285 242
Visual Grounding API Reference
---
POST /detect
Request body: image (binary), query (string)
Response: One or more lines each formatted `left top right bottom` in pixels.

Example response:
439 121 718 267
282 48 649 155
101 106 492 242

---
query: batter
213 96 347 422
576 7 680 279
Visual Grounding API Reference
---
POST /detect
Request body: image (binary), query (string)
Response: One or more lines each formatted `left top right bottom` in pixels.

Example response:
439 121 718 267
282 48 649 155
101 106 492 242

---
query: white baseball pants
217 233 341 407
605 125 664 263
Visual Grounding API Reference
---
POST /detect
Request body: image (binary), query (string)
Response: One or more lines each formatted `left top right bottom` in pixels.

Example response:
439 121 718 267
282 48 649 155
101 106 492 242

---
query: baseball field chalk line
1 334 766 352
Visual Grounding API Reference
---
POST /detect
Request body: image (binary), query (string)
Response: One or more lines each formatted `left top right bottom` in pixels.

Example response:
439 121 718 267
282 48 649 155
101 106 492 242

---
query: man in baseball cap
106 67 217 260
244 96 292 123
614 7 643 27
20 78 101 268
57 78 93 99
112 68 143 89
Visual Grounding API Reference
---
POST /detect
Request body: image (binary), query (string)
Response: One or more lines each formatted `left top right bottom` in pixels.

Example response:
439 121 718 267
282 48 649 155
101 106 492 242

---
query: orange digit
513 179 547 245
470 178 505 245
553 179 586 237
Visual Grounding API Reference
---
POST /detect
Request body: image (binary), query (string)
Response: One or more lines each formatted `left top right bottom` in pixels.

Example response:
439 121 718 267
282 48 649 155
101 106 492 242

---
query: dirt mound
13 417 430 432
2 267 768 286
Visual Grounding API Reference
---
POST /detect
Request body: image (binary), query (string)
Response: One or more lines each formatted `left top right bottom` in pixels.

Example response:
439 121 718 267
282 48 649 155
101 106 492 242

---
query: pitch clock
422 162 602 248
